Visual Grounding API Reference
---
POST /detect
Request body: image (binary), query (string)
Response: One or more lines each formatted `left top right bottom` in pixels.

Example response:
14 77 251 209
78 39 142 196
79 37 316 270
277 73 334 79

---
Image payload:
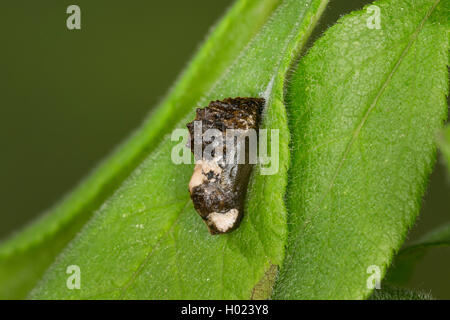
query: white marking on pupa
206 209 239 233
188 160 222 192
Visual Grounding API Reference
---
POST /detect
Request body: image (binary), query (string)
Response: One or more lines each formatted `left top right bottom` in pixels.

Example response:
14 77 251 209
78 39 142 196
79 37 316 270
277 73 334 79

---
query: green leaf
369 286 433 300
438 125 450 175
273 0 449 299
0 0 282 299
386 222 450 284
30 0 329 299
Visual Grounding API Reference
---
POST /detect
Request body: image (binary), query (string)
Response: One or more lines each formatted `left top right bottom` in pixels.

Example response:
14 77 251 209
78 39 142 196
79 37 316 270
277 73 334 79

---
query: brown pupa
186 97 264 235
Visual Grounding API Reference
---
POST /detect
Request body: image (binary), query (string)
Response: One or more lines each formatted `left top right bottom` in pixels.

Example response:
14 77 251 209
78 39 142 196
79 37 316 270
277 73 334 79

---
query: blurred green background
0 0 448 298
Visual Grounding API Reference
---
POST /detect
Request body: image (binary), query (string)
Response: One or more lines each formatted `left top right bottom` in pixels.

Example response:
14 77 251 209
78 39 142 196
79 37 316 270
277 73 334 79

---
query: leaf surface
273 0 449 299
